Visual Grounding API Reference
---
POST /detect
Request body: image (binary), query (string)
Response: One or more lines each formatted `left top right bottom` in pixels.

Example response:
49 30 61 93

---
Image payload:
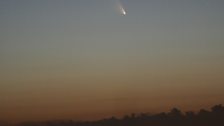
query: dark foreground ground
3 104 224 126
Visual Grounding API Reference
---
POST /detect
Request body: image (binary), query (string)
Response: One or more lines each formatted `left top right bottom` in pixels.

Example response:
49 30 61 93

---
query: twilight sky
1 0 224 123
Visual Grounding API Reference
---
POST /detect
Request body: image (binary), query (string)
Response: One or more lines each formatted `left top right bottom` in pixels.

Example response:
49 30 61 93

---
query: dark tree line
19 104 224 126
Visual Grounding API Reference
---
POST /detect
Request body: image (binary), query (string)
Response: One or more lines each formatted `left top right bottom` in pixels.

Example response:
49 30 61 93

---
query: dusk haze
0 0 224 125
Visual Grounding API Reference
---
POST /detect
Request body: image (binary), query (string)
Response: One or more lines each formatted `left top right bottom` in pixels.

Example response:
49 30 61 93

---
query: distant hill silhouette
18 104 224 126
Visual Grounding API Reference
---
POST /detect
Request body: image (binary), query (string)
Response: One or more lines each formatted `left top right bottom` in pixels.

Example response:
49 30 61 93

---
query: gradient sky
1 0 224 123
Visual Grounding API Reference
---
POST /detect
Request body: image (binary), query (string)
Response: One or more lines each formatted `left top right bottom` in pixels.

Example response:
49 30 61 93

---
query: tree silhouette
17 104 224 126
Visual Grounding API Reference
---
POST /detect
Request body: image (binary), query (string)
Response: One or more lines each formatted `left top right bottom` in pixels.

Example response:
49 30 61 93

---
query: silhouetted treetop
18 104 224 126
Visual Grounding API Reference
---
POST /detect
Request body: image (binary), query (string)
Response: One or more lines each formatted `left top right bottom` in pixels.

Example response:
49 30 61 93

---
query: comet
121 6 126 15
117 0 126 15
